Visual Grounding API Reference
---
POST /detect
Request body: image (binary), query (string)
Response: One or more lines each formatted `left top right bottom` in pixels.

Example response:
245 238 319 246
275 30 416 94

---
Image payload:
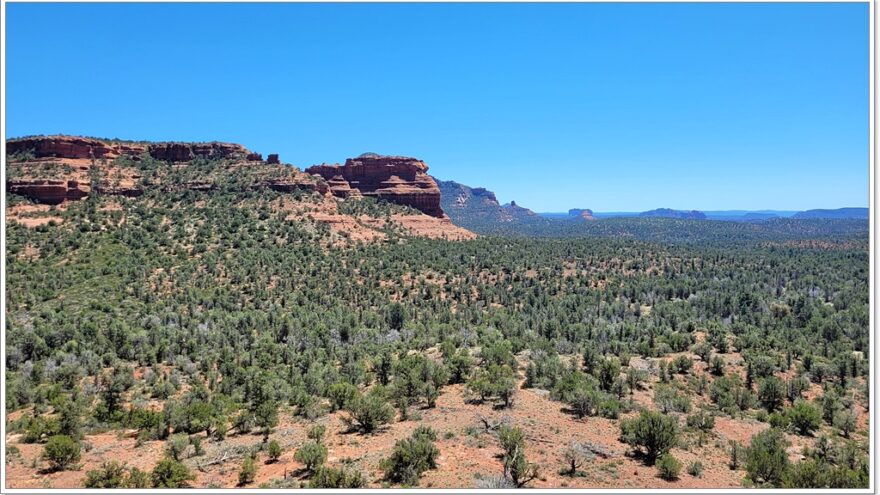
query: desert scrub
656 453 681 481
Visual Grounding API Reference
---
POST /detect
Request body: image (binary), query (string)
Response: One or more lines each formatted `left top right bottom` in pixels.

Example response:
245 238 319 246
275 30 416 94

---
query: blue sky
6 3 868 211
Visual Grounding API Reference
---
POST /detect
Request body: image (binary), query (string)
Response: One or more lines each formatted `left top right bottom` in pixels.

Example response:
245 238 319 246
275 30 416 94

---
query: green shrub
781 459 827 488
745 428 789 486
84 461 128 488
165 433 190 460
497 425 539 487
326 382 359 412
42 434 81 471
787 400 821 436
267 440 283 463
381 427 440 486
688 460 704 477
238 455 257 486
309 466 368 488
343 391 395 433
729 440 744 470
758 377 786 412
307 424 327 442
620 410 679 464
685 411 715 433
23 415 60 444
84 460 152 488
295 441 328 473
151 457 194 488
656 453 681 480
833 409 857 438
670 355 692 375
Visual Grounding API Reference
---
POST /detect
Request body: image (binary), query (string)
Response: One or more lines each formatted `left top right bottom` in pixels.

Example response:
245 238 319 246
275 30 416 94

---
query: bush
238 455 257 486
758 377 786 412
307 424 326 442
84 461 128 488
42 434 81 471
654 385 691 413
295 441 328 473
497 425 539 487
23 415 60 444
685 411 715 433
84 460 151 488
562 443 591 476
165 433 190 460
343 391 395 433
309 466 367 488
656 453 681 480
670 355 692 375
326 382 359 412
267 440 283 463
466 364 516 408
781 459 827 488
381 427 440 486
833 409 857 438
620 410 679 464
151 457 194 488
787 400 821 436
729 440 744 470
688 460 704 477
745 428 790 486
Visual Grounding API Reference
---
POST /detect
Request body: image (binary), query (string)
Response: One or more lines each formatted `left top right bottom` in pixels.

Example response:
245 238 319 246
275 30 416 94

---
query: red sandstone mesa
306 153 445 217
5 136 321 204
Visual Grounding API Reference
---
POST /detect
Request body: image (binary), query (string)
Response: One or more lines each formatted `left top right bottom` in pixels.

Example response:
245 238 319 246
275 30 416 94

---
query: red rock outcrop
8 135 256 163
6 136 322 204
7 179 91 205
7 136 128 160
306 154 444 217
267 154 280 165
147 142 250 162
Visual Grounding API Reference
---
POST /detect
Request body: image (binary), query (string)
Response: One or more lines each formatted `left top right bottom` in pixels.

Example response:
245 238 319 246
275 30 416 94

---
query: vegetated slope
638 208 707 220
437 179 553 235
437 180 866 243
4 139 870 490
5 135 474 242
792 207 869 220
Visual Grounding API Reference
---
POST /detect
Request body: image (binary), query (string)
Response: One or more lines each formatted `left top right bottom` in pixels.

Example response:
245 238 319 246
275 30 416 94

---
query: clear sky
6 3 869 212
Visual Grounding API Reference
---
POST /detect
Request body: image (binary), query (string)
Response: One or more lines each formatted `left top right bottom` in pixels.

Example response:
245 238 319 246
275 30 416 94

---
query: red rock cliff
6 136 313 204
306 154 445 217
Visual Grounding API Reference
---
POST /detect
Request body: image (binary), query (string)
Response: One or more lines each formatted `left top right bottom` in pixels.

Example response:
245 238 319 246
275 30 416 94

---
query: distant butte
306 154 445 218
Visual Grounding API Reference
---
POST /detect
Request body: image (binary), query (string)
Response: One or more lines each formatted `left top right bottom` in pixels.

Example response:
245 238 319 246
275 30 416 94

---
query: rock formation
306 154 444 217
639 208 707 220
6 136 321 204
568 208 595 221
7 179 91 205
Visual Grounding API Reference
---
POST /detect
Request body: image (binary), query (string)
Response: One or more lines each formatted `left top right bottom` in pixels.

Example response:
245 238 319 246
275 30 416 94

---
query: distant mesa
306 154 445 217
568 208 595 221
5 135 317 204
638 208 707 220
792 207 868 220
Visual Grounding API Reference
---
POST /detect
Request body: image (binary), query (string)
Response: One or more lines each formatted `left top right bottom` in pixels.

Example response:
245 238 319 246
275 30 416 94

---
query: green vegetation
151 457 194 488
3 153 869 489
620 410 679 464
497 425 539 488
656 453 681 481
380 426 440 486
41 435 81 471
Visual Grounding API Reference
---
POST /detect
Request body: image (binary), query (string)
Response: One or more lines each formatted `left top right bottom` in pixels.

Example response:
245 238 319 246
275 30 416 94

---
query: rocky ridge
306 154 444 217
6 136 474 241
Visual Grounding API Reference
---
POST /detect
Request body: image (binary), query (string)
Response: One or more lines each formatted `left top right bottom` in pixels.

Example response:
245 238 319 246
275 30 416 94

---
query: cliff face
7 136 254 162
306 154 445 217
6 135 314 204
